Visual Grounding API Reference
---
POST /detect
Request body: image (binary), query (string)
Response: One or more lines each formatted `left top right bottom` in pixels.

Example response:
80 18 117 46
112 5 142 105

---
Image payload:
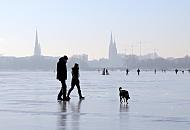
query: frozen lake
0 71 190 130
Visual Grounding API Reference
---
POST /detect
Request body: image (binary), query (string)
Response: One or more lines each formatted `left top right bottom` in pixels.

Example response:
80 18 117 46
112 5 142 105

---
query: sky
0 0 190 59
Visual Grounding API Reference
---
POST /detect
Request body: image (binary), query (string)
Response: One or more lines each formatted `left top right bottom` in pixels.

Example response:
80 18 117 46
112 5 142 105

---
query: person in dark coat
175 69 178 74
67 63 84 100
137 68 140 76
57 55 69 101
154 69 157 74
126 69 129 75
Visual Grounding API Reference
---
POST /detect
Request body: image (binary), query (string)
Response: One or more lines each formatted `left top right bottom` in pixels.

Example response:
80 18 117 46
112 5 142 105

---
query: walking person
57 55 69 101
175 69 178 74
126 68 129 75
154 69 157 74
137 68 140 76
67 63 85 100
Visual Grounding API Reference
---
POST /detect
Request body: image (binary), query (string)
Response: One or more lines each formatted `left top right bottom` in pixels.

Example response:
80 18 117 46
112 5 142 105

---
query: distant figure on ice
67 63 85 100
175 69 178 74
102 68 106 75
182 70 184 74
154 69 157 74
102 68 109 75
162 69 166 73
57 56 69 101
126 69 129 75
188 69 190 73
106 69 109 75
137 68 140 76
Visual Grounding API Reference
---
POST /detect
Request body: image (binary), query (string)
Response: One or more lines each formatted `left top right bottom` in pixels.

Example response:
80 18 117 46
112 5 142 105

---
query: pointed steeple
108 32 118 61
113 39 116 46
110 32 113 45
35 29 39 50
113 39 117 55
33 29 42 56
35 29 38 45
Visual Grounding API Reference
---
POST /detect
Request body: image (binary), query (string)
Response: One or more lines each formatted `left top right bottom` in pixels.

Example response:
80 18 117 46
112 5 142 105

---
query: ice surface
0 71 190 130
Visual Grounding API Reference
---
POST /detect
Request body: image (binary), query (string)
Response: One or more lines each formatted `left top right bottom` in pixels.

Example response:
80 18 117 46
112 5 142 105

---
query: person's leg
57 87 63 100
67 79 75 98
61 80 67 100
76 79 84 99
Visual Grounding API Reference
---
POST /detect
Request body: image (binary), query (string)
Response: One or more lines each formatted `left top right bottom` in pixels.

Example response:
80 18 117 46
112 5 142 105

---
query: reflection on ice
58 101 67 130
57 100 83 130
0 71 190 130
120 104 129 113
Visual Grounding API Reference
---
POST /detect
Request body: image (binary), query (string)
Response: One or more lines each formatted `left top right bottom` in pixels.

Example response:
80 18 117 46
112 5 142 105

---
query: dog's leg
125 98 127 104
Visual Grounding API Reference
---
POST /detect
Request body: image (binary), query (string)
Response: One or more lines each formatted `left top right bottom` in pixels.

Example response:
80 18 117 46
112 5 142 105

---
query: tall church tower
108 32 118 60
33 29 42 56
113 39 118 56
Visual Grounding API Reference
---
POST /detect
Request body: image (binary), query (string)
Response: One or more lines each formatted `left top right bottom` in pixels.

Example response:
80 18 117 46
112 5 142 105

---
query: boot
80 96 85 100
78 90 85 100
67 89 72 100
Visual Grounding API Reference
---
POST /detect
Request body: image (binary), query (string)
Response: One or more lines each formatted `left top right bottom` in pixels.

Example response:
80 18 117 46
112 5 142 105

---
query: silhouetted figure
67 63 84 100
137 68 140 75
175 69 178 74
102 68 109 75
188 69 190 73
102 68 106 75
154 69 156 74
106 69 109 75
57 55 69 101
182 70 184 74
126 69 129 75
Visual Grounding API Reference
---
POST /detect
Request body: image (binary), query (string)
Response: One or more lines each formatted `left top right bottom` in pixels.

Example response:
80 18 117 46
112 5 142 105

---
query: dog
119 87 130 104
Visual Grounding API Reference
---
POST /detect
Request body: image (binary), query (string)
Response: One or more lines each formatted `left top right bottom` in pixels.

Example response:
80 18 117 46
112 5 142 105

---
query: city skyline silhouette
0 0 189 59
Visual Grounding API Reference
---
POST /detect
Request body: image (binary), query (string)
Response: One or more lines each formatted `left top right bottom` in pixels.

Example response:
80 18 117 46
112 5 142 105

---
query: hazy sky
0 0 189 59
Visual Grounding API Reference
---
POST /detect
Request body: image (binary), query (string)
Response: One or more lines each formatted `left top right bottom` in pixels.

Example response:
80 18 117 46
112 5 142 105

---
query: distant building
68 54 89 70
109 32 118 61
71 54 88 62
33 29 42 56
108 33 124 67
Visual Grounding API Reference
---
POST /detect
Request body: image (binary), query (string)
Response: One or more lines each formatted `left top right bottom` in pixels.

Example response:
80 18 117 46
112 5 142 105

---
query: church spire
35 29 38 47
108 32 118 60
113 38 117 55
33 29 42 56
110 32 113 45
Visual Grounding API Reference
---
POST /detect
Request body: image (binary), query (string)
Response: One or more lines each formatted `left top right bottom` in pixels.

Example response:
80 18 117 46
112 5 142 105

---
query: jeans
57 80 67 99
